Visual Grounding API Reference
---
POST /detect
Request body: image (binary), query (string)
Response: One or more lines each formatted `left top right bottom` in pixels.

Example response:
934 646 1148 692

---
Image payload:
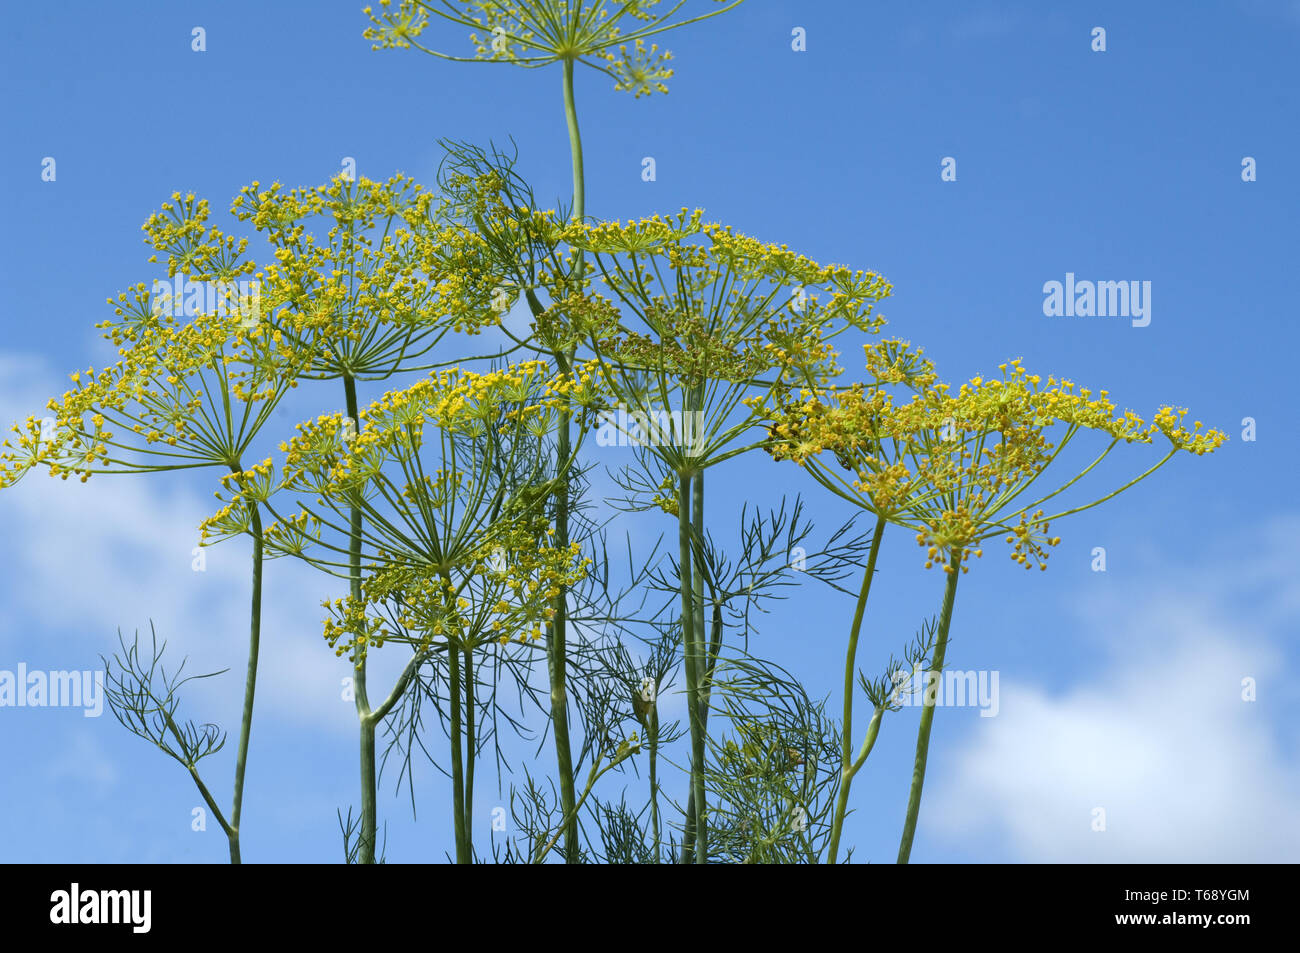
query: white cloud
0 352 366 734
926 518 1300 861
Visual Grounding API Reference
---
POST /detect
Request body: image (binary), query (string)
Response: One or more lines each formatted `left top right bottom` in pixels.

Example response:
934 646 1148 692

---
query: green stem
522 286 580 863
562 56 585 222
350 655 423 863
828 707 883 864
226 487 265 865
448 641 468 863
827 514 887 864
691 473 708 864
159 706 235 851
533 746 631 864
649 706 661 859
357 716 377 863
897 550 963 864
547 406 579 863
344 375 378 865
463 647 475 853
542 52 586 865
681 599 724 861
680 472 709 863
187 765 233 841
675 473 704 863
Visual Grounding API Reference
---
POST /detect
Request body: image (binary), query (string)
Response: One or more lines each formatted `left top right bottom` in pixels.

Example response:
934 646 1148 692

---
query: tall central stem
227 462 265 865
827 513 887 864
542 54 587 863
691 472 708 860
448 640 468 863
677 468 709 864
897 550 963 864
345 375 378 864
562 57 585 221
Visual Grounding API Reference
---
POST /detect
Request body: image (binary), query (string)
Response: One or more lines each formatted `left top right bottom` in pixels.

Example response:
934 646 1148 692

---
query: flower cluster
232 174 507 378
199 460 279 546
364 1 742 98
322 517 590 661
279 361 596 495
545 211 893 476
7 307 298 485
767 350 1228 572
564 212 890 374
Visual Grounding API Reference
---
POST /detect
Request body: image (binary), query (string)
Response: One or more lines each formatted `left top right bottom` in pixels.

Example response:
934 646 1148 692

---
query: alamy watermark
893 666 999 718
595 405 707 454
1042 273 1151 327
0 664 104 717
50 884 151 933
151 276 261 327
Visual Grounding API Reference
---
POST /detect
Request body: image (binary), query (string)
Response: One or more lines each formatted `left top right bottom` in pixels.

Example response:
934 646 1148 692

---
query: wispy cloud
926 517 1300 861
0 352 372 735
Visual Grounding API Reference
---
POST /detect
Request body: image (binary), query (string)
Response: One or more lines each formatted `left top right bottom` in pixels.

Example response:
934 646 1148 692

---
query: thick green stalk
649 706 661 858
675 473 703 863
344 375 378 865
690 472 707 863
897 550 963 864
548 405 579 864
356 705 378 864
674 471 709 864
827 514 887 863
226 493 265 865
680 600 724 861
463 647 475 853
543 53 586 864
448 641 468 863
562 57 585 221
828 706 884 864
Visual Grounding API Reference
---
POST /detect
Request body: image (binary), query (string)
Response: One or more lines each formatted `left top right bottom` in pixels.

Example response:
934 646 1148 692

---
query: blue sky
1 0 1297 863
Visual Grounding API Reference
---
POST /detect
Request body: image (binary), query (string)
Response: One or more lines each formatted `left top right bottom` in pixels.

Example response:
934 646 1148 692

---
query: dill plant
0 1 1232 867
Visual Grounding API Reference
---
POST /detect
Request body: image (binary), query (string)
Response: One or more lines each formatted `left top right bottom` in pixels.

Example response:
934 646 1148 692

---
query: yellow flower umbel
0 415 80 489
555 210 892 476
325 518 589 662
232 173 507 380
264 360 597 635
767 346 1227 864
364 0 744 99
769 351 1226 573
31 300 300 481
2 196 302 485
